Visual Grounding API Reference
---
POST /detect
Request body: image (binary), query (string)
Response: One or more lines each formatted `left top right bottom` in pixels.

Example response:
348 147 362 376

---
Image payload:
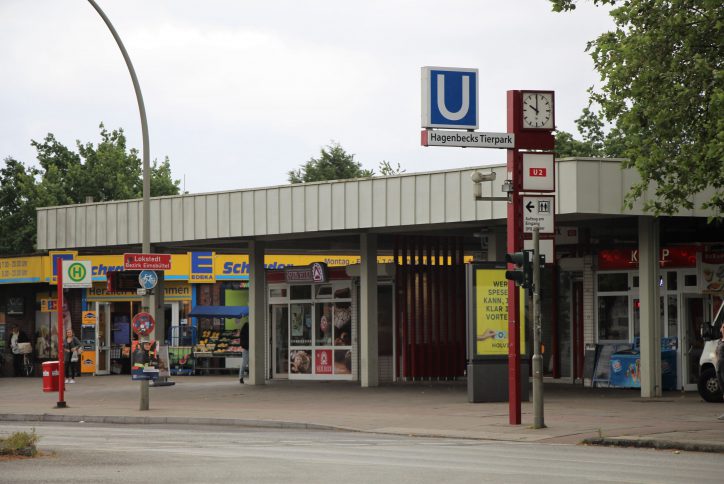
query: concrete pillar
360 233 378 387
248 240 266 385
638 216 661 397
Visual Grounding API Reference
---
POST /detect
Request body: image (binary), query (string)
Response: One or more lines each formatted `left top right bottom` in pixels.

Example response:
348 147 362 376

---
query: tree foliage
288 142 374 183
555 106 625 158
0 124 180 255
377 160 406 176
550 0 723 217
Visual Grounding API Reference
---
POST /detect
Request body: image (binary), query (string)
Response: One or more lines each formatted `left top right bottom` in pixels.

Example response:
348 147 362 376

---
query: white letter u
436 74 469 121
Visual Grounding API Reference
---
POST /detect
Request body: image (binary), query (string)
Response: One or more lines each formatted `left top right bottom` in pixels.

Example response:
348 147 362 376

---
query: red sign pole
56 258 67 408
507 91 522 424
506 90 555 425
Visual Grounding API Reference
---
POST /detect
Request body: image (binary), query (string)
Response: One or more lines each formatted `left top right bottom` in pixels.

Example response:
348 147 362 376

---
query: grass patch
0 429 40 457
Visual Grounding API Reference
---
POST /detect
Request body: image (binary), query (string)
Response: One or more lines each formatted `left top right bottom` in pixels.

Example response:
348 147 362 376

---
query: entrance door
682 295 707 391
95 302 111 375
271 304 289 378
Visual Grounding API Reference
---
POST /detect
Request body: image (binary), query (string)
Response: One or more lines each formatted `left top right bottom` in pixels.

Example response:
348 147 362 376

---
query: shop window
684 274 697 288
598 273 628 292
598 295 629 340
290 285 312 300
332 302 352 346
315 285 333 299
667 295 677 339
289 303 312 345
632 276 639 288
269 287 287 299
666 272 677 291
633 298 640 338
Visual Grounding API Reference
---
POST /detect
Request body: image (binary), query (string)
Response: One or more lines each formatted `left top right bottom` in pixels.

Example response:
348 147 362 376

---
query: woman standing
63 329 81 384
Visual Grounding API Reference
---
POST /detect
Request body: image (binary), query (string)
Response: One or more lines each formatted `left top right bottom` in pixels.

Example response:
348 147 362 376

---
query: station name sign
284 262 328 284
123 253 172 271
421 130 514 149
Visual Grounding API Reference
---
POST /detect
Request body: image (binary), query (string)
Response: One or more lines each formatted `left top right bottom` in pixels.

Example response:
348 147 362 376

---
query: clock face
522 92 554 129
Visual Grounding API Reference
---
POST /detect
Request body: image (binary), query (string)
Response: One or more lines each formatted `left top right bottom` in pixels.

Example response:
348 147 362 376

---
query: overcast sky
0 0 613 194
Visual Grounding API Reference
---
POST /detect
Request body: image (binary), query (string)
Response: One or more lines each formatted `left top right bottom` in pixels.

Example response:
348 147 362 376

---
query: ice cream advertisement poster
701 250 724 294
474 269 525 356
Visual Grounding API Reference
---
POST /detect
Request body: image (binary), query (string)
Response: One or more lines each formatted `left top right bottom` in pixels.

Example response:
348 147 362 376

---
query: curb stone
0 413 340 432
582 437 724 454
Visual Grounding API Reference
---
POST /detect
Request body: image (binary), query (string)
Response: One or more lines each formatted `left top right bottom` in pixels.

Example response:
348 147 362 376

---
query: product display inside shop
194 328 244 354
193 328 244 374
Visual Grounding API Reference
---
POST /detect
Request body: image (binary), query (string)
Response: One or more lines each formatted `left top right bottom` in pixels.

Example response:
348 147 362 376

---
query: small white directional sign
523 195 554 234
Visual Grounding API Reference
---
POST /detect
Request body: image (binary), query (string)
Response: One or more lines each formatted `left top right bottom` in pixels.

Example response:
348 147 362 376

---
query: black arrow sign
525 201 535 212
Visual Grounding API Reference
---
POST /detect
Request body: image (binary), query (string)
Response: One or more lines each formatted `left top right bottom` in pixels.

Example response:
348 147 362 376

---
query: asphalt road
1 422 722 484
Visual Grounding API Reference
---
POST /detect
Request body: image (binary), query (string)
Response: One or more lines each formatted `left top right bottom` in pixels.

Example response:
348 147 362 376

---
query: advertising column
466 264 528 403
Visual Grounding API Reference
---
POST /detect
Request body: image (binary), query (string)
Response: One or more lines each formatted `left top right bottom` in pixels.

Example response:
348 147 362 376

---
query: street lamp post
87 0 151 410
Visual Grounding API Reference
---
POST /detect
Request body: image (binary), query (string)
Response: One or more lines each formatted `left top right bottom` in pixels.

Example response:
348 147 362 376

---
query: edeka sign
190 251 215 282
421 66 478 129
474 268 525 357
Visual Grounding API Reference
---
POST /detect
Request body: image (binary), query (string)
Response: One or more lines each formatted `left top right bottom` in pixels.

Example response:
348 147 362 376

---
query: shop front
592 246 723 390
267 263 355 380
85 282 191 375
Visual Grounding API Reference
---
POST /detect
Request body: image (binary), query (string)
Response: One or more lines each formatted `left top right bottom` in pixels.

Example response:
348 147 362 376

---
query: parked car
698 304 724 402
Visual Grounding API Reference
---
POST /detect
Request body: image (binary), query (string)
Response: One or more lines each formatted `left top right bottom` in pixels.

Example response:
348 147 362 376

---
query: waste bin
42 361 60 392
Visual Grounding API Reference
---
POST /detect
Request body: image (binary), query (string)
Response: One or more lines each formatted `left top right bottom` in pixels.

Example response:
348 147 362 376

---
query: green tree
555 106 625 158
0 159 41 255
289 142 374 183
0 124 180 255
377 160 406 176
550 0 723 216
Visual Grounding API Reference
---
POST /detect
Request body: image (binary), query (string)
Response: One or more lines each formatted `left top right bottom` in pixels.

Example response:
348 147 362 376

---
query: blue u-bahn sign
421 66 478 129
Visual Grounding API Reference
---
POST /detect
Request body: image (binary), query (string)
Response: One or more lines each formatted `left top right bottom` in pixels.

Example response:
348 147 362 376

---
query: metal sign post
532 227 545 428
56 258 66 408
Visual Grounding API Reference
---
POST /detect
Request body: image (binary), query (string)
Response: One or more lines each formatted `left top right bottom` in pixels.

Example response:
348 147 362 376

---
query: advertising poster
314 349 333 374
157 345 171 378
131 340 160 381
701 250 724 294
474 268 526 356
334 349 352 374
290 350 312 374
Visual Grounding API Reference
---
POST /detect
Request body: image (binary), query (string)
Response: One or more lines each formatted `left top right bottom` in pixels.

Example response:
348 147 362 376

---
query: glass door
271 304 289 378
95 302 111 375
682 295 706 391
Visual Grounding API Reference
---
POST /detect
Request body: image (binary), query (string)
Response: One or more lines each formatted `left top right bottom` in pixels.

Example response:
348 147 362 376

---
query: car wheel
698 367 723 403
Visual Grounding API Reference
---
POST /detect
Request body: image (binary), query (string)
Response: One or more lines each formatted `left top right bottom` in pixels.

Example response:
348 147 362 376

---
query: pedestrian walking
239 323 249 384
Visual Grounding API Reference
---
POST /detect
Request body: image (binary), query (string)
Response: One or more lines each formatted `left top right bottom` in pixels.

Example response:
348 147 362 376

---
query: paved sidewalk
1 375 723 452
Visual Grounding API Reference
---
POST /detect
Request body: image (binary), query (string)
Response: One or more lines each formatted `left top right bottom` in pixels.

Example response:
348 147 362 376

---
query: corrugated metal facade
36 159 715 251
37 165 508 250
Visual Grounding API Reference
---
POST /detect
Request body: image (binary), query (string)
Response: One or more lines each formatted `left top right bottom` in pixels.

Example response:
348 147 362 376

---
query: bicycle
22 351 34 377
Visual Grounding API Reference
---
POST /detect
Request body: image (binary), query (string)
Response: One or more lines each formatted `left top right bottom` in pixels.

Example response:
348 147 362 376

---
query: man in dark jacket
239 323 249 384
7 325 30 377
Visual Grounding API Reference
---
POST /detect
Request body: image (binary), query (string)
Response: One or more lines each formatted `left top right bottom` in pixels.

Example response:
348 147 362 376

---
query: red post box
42 361 60 393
